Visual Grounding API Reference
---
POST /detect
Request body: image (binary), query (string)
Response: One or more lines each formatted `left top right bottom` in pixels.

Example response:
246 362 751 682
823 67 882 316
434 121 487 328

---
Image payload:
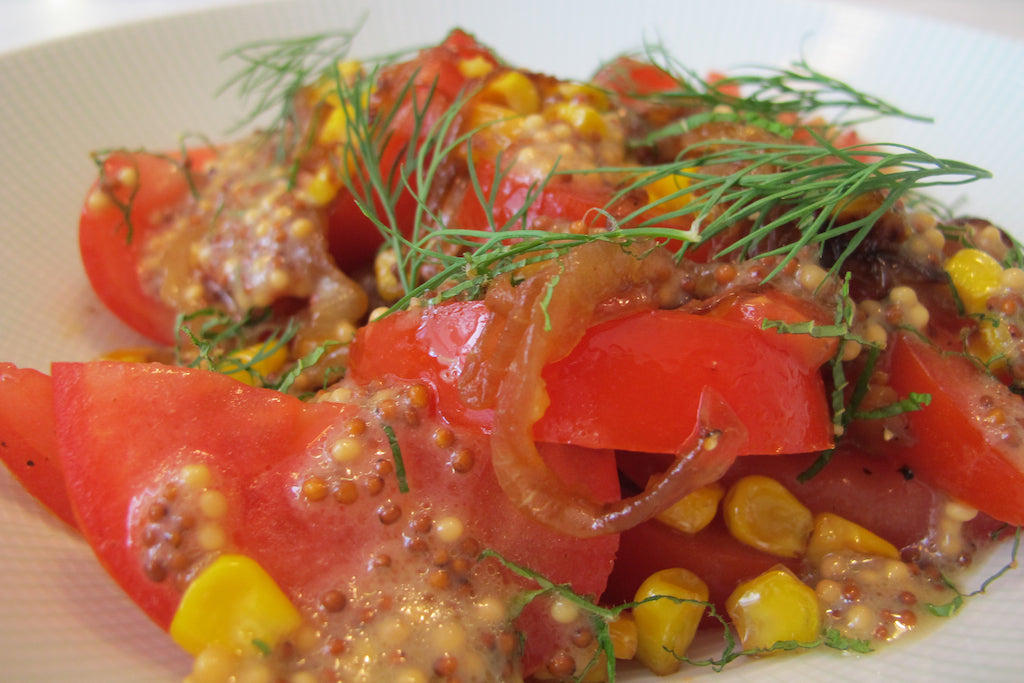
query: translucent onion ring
460 240 749 537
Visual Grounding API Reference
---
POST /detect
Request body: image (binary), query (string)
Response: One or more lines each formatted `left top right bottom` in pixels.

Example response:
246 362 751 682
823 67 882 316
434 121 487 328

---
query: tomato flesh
860 333 1024 526
79 150 215 344
0 364 76 528
350 300 833 455
52 361 619 674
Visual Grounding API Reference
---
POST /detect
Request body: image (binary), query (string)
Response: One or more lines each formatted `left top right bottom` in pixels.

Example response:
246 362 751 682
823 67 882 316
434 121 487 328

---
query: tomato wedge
79 150 215 344
0 363 76 528
859 333 1024 526
52 361 619 675
349 299 833 455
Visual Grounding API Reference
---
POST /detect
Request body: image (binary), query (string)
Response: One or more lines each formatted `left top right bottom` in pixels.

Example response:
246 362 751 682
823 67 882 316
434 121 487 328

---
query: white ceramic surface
1 0 1022 680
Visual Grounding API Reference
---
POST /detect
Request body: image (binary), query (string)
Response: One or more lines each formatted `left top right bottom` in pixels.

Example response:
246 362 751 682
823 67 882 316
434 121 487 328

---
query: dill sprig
609 135 991 277
481 549 871 682
619 44 931 128
219 29 995 309
218 25 365 138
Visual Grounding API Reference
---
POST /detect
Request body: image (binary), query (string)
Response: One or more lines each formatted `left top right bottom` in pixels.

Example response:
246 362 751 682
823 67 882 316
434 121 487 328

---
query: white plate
1 0 1022 680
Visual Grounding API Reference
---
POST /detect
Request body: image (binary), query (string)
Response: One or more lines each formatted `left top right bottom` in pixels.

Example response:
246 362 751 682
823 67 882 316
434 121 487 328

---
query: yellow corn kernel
218 341 289 386
467 102 524 147
726 565 821 651
484 71 540 114
458 55 495 78
945 247 1014 367
805 512 901 568
303 164 342 207
722 475 813 558
374 247 405 303
548 102 608 138
655 482 724 534
945 247 1003 314
644 172 694 215
310 59 365 106
632 568 708 675
170 554 303 656
555 82 610 111
608 613 638 660
317 102 357 146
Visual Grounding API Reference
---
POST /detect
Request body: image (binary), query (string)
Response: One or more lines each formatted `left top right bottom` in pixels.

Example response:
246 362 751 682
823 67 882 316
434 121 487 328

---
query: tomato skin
348 301 496 432
52 358 619 670
324 30 500 272
79 150 215 344
701 289 838 370
592 57 679 98
453 161 620 231
857 333 1024 526
539 308 833 455
53 361 345 628
0 364 76 528
349 300 833 455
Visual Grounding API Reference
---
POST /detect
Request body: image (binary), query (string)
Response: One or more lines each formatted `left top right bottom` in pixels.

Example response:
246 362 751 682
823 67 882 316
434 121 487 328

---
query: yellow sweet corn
644 172 694 216
632 568 708 675
804 512 901 568
310 59 365 108
554 82 610 111
303 163 342 207
317 102 357 146
170 554 303 656
484 70 540 114
722 475 813 558
655 482 724 534
218 341 289 386
458 55 495 78
548 102 608 138
607 613 638 660
726 566 821 651
945 248 1003 313
944 247 1015 365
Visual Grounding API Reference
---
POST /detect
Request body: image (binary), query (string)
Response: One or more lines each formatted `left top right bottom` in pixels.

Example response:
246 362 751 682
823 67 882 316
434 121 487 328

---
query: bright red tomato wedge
79 150 215 344
51 361 619 674
349 299 833 455
0 363 76 528
864 333 1024 526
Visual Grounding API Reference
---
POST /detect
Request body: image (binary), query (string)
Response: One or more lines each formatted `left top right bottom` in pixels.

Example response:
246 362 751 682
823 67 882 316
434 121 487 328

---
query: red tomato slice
541 309 832 454
0 363 76 528
325 30 499 271
79 150 215 344
592 56 680 99
453 160 620 231
349 300 833 456
52 361 618 674
861 333 1024 526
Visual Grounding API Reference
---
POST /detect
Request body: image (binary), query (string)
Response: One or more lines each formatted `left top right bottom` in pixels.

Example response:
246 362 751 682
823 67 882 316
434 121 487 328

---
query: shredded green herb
380 423 409 493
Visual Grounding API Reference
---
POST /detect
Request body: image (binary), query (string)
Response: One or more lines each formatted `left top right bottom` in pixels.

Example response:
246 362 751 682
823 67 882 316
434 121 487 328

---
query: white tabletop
0 0 1022 54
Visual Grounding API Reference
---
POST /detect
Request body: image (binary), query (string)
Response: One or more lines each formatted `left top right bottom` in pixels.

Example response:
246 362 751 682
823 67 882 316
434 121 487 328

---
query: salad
2 23 1024 683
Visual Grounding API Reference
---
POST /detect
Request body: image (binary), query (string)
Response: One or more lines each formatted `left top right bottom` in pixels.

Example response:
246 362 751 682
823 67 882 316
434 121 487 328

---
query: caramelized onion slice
461 240 749 537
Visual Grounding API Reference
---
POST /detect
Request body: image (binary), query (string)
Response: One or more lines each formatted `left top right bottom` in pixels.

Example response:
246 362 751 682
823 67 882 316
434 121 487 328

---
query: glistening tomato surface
51 361 619 673
79 150 215 344
858 333 1024 526
349 299 833 455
